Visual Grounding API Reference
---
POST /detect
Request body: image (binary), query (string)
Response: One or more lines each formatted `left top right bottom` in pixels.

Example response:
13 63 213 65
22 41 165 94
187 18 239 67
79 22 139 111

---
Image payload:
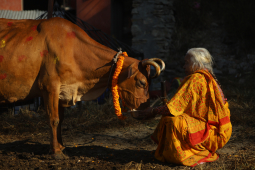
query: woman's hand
136 107 157 120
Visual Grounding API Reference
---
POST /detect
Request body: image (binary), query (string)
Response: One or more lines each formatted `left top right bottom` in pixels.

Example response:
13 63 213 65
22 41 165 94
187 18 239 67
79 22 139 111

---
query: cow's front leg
43 91 67 159
57 104 65 151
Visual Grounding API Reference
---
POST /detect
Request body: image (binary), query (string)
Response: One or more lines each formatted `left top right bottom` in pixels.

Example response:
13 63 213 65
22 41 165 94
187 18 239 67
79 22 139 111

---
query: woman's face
183 55 194 75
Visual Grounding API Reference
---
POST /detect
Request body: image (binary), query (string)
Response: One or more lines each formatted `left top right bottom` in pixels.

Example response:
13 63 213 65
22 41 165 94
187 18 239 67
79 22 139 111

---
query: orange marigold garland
118 88 128 112
112 52 128 120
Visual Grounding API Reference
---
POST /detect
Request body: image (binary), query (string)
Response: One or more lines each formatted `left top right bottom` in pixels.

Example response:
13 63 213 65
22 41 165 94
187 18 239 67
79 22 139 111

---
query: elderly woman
141 48 232 167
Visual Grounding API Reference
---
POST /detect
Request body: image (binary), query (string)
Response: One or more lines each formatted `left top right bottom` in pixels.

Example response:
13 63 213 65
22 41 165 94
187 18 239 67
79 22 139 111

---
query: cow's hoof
52 152 69 160
60 146 65 151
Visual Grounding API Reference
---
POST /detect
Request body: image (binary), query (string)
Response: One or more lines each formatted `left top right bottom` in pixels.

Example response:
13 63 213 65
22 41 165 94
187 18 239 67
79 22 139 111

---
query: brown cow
0 17 165 159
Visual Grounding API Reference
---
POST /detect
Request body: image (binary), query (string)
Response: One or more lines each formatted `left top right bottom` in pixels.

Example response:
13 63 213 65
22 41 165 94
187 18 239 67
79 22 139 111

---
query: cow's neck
78 41 138 101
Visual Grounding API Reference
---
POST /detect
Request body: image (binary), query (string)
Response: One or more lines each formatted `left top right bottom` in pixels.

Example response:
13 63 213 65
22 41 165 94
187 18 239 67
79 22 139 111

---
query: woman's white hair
186 48 214 73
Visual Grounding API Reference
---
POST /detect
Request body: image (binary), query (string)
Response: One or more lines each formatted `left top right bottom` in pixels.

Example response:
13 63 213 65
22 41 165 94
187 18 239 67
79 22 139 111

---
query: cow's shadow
0 139 174 166
0 139 49 156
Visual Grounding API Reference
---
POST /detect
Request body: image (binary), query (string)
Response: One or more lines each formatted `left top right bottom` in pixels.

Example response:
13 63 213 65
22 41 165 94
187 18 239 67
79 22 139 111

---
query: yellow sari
151 70 232 167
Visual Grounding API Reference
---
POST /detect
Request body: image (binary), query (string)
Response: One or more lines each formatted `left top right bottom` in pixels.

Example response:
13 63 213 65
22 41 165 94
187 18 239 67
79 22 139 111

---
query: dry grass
62 98 146 133
221 75 255 128
0 106 48 135
215 75 255 170
0 95 160 135
0 75 255 169
0 75 253 135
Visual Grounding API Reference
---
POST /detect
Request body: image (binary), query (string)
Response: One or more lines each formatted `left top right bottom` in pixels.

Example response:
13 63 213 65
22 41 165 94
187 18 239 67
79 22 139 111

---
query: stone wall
131 0 255 91
131 0 175 61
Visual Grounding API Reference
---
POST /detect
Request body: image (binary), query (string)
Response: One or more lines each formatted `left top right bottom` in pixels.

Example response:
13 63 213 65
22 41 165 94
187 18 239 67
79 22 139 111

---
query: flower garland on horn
111 52 128 120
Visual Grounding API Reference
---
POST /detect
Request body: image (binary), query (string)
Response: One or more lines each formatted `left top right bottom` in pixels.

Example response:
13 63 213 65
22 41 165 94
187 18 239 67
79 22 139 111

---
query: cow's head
118 58 165 111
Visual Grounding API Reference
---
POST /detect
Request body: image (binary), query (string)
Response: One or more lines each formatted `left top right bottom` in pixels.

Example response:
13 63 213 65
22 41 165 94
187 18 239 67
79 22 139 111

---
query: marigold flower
111 53 128 120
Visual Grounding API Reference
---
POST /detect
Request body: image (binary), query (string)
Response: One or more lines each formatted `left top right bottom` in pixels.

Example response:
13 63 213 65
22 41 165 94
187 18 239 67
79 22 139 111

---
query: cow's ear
127 63 138 79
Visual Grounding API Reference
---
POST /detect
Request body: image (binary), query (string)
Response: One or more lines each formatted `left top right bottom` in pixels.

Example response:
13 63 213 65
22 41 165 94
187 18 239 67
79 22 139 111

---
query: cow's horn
149 58 165 72
142 60 161 78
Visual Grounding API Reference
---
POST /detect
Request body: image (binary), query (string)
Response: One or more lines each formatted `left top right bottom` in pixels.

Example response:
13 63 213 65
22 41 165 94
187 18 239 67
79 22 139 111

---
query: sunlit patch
18 55 26 62
67 31 76 38
0 55 3 62
0 40 5 48
54 56 59 64
31 25 37 31
7 22 13 26
40 50 48 57
0 73 7 80
25 36 33 42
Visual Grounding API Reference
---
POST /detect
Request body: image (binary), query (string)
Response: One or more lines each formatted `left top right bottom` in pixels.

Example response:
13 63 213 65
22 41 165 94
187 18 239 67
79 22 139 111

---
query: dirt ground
0 103 255 170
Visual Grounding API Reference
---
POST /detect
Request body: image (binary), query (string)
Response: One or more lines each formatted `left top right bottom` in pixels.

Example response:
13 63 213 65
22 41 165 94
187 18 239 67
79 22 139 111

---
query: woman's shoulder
187 72 208 88
179 70 208 88
189 71 207 81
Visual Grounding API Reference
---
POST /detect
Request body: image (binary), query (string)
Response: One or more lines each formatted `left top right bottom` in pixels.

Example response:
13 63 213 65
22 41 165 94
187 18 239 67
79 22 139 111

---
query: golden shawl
152 70 232 166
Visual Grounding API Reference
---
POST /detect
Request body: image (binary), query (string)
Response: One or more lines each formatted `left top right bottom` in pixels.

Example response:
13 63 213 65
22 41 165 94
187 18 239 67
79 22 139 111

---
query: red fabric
188 123 210 146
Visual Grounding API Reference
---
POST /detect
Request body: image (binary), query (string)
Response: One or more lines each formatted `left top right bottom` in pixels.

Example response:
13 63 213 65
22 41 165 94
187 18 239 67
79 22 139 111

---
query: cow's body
0 17 164 158
0 18 137 105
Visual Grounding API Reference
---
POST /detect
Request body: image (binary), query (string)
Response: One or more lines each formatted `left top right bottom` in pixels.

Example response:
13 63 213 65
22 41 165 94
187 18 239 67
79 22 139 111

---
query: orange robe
151 70 232 167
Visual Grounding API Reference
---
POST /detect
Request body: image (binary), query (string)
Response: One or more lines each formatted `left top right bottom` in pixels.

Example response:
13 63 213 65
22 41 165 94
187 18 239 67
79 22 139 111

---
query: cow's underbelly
0 43 42 103
59 82 107 107
59 83 83 107
0 80 36 103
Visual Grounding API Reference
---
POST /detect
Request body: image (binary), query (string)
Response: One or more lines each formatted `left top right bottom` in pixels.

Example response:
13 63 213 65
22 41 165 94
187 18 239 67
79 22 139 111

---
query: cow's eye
138 80 146 87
